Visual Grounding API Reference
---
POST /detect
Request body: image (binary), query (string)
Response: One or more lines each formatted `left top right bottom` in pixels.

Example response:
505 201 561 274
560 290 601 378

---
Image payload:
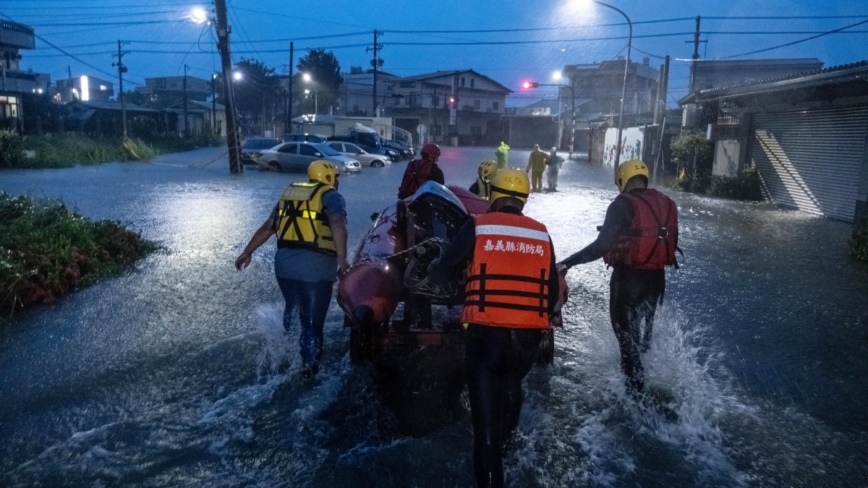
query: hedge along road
0 146 867 487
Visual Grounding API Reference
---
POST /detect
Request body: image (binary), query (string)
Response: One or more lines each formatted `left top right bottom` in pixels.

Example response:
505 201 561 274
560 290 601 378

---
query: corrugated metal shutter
749 105 868 222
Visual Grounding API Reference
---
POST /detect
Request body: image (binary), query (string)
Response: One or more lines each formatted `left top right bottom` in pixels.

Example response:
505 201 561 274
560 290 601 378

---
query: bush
849 213 868 262
708 165 763 201
670 130 713 194
0 129 22 168
0 192 157 320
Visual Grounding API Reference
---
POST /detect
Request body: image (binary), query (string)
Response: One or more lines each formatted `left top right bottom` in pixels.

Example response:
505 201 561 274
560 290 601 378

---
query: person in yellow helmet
525 144 549 193
235 160 349 380
429 168 561 488
494 141 510 169
469 160 498 199
557 160 679 398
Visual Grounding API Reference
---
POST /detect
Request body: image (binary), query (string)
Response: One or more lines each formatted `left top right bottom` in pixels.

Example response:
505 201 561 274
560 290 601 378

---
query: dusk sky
4 0 867 107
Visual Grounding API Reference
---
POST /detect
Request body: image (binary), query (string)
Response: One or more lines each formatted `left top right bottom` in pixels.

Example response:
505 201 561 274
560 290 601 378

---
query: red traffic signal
522 81 539 89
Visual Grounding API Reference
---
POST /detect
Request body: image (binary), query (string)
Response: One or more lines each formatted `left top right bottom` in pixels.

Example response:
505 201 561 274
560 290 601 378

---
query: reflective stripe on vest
461 213 552 329
276 182 336 255
603 188 678 269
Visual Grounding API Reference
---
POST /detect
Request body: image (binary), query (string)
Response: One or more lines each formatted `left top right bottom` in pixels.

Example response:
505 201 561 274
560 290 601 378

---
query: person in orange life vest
398 142 445 199
557 160 678 396
429 169 560 488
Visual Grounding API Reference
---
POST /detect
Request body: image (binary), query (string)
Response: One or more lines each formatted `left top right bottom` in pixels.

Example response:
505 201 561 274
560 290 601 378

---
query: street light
585 0 632 176
522 80 575 160
302 73 318 114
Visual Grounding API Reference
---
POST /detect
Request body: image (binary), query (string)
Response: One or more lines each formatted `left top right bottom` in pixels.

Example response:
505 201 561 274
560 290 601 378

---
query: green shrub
708 165 763 201
0 192 157 320
670 130 713 194
0 129 22 168
848 214 868 262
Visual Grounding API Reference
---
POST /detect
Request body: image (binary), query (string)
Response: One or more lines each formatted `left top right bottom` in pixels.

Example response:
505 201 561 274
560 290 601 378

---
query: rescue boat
337 181 565 363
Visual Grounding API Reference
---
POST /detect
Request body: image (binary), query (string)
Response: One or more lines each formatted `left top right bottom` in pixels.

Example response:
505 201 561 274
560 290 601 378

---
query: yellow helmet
490 168 530 204
478 160 498 179
615 159 649 192
308 160 339 186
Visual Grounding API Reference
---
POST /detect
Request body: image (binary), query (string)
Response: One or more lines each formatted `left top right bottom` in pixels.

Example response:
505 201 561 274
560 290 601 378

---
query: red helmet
421 143 441 161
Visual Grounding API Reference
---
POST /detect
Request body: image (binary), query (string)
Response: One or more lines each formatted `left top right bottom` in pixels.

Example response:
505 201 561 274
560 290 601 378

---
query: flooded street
1 146 867 487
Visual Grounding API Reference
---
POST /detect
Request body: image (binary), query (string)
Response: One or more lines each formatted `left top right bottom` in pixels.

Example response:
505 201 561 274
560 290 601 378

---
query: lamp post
590 1 632 176
303 73 318 114
522 80 575 159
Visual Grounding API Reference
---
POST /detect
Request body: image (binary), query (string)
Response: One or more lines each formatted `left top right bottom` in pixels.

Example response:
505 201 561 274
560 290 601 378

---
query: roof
66 100 158 113
396 70 513 94
684 59 868 103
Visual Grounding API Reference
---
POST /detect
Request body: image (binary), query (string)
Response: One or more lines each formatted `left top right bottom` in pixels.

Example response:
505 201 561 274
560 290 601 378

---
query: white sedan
326 141 391 168
254 142 361 174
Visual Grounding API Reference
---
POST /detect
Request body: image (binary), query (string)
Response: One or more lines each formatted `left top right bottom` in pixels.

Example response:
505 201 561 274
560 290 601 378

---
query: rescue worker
494 141 510 169
429 169 560 488
469 160 498 200
398 142 445 199
525 144 549 193
557 160 678 397
546 146 560 192
235 160 349 380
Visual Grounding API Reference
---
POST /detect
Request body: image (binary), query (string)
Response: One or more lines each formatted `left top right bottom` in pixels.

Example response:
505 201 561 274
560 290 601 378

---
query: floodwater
1 146 866 487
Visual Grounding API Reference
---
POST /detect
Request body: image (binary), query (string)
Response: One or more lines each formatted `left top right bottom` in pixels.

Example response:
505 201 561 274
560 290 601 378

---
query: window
492 101 499 111
299 144 320 157
400 81 416 88
470 78 475 88
328 143 343 152
474 100 481 109
278 144 297 153
431 95 439 107
460 77 465 87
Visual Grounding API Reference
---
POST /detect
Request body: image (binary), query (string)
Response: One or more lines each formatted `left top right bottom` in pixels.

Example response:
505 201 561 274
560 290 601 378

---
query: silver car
327 141 391 168
256 142 362 174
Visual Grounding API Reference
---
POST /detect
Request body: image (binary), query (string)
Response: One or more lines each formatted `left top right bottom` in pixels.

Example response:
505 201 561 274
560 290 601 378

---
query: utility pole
214 0 242 173
286 41 293 135
211 73 217 135
689 16 701 94
368 30 383 116
183 64 189 138
112 40 129 140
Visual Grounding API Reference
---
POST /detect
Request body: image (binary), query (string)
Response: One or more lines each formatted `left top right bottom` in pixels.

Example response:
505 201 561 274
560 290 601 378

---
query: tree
297 48 343 114
232 59 282 135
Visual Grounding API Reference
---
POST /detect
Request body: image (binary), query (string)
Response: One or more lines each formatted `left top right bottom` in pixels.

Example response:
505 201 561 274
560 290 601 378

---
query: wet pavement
1 146 867 487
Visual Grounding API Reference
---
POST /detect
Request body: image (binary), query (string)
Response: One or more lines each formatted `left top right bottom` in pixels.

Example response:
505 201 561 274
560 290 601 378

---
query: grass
0 192 157 321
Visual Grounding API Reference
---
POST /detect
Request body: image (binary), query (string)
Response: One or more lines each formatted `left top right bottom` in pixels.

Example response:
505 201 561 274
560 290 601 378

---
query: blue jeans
276 277 334 367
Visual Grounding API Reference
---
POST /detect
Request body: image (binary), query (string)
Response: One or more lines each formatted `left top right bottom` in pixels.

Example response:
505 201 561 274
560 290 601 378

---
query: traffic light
522 81 539 89
449 96 459 106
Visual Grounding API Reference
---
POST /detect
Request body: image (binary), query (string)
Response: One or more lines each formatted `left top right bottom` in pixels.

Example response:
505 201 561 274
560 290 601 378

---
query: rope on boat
343 237 448 273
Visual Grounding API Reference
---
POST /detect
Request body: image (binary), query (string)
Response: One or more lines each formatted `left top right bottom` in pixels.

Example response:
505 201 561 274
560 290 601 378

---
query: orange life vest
461 212 552 329
603 188 679 269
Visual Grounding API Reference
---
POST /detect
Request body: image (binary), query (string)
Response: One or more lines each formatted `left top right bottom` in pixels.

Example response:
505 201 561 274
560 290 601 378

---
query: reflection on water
1 147 867 487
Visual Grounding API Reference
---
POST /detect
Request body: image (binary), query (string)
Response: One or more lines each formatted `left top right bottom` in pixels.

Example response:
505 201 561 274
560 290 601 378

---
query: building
384 70 512 146
0 20 51 129
561 58 660 118
54 75 114 103
336 67 400 117
134 75 211 103
684 59 868 223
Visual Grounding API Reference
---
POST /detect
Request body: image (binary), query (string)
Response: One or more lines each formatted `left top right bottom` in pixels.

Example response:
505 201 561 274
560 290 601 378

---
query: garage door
749 105 868 222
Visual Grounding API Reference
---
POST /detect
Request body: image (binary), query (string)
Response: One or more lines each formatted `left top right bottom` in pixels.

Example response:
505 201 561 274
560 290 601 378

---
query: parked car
240 137 282 165
255 142 361 174
382 139 415 160
328 131 401 162
284 133 329 144
327 141 391 167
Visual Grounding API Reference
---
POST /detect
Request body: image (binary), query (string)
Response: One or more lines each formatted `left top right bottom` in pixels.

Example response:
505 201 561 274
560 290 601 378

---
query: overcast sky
4 0 867 107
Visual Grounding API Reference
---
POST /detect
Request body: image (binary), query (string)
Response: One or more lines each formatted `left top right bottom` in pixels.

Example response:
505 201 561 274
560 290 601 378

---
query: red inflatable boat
337 181 565 362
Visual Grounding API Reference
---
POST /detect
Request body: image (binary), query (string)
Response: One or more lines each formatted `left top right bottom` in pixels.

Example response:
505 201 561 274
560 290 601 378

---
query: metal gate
749 105 868 222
